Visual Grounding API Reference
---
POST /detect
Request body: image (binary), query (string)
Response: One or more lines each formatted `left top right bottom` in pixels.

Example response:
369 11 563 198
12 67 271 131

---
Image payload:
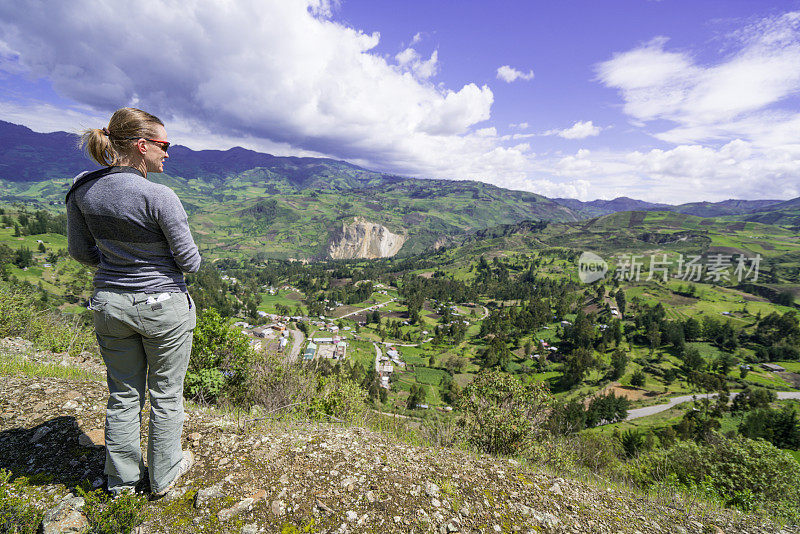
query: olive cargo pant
89 289 195 494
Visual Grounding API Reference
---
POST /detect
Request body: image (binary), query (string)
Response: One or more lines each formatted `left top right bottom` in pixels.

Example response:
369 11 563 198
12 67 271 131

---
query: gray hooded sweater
66 166 201 292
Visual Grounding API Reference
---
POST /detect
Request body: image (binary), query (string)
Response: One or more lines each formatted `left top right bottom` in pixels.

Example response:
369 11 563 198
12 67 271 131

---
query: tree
681 346 705 372
615 289 626 315
585 392 629 427
458 370 550 455
630 369 645 387
715 352 736 376
646 322 661 356
684 317 701 341
610 349 627 379
560 347 595 388
13 247 33 268
406 384 426 409
740 406 800 449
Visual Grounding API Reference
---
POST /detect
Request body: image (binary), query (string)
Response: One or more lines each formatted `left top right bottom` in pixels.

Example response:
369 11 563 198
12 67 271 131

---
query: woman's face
144 124 169 174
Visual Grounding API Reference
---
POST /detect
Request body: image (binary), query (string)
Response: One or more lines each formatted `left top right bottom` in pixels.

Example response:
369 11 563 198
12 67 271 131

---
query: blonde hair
79 107 164 167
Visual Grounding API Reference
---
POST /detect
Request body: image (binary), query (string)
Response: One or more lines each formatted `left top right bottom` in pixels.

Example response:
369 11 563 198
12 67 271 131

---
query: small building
303 342 317 360
252 326 270 338
762 363 785 372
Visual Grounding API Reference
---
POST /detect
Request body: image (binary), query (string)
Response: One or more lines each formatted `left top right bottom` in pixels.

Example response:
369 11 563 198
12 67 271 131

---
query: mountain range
1 120 798 258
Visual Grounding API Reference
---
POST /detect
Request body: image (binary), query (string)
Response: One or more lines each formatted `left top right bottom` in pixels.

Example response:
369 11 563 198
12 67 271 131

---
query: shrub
0 281 95 357
249 352 315 414
308 373 367 423
0 470 42 534
185 308 254 405
458 370 550 456
626 436 800 520
77 488 147 534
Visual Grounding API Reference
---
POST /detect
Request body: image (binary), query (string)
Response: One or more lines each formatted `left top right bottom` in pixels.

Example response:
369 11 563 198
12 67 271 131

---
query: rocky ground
0 340 796 533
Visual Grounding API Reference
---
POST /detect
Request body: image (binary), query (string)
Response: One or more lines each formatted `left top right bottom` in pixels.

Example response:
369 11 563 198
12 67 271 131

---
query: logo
578 251 608 284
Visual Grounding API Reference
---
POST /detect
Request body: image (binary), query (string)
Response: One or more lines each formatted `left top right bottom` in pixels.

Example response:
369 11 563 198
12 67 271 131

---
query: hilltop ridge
0 341 788 533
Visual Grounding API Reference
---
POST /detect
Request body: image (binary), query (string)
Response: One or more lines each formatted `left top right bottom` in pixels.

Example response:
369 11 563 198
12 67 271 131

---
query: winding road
626 391 800 421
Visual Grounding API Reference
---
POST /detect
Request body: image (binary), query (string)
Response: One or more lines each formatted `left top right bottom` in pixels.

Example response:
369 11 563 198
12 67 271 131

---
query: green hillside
1 173 579 260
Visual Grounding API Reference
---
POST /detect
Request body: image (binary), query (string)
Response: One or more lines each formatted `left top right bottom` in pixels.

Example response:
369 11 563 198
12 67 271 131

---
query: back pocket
137 295 182 337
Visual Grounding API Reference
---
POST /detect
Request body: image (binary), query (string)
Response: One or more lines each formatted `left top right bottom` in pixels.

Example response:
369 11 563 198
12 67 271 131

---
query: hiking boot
152 450 194 498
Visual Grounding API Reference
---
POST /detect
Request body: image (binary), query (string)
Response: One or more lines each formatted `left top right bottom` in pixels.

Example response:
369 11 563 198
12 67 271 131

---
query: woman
67 107 201 497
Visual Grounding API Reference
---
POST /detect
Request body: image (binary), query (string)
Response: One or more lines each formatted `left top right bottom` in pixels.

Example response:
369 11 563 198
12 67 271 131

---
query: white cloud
509 122 529 130
596 13 800 147
534 141 800 203
395 47 439 80
0 0 521 183
410 32 422 45
545 120 602 139
496 65 534 83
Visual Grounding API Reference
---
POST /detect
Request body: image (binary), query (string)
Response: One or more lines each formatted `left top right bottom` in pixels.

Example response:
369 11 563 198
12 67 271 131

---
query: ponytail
79 107 165 167
79 127 118 166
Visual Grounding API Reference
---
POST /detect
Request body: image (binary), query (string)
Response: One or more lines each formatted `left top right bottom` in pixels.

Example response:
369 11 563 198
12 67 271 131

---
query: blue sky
1 0 799 203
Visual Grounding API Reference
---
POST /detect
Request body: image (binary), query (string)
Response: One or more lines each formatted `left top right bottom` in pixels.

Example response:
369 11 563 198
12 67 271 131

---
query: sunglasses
120 136 170 153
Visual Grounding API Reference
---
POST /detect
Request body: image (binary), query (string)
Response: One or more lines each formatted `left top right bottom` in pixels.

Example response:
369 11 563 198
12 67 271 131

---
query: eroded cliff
328 217 405 259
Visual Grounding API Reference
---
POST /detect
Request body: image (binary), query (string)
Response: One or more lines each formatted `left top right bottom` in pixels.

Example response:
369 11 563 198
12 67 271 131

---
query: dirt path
337 298 397 319
286 328 304 363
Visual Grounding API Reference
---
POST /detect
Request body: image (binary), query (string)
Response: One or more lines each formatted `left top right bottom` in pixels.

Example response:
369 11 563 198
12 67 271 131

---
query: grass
0 351 103 381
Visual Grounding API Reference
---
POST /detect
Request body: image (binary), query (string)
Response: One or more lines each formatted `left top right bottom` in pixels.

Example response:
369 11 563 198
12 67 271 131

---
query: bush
458 370 550 456
77 488 147 534
0 281 95 357
0 470 42 534
626 436 800 520
185 308 254 405
308 373 367 423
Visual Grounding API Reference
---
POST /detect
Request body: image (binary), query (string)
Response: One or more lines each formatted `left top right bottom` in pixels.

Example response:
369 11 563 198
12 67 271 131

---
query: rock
531 510 560 528
328 218 405 260
218 495 258 522
40 494 88 534
548 482 562 495
365 490 376 503
62 401 79 410
346 510 358 522
425 481 440 497
241 523 258 534
445 517 461 532
195 482 224 508
316 499 333 514
417 509 430 523
341 476 357 491
188 432 201 441
30 426 51 443
271 499 286 516
78 429 105 447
